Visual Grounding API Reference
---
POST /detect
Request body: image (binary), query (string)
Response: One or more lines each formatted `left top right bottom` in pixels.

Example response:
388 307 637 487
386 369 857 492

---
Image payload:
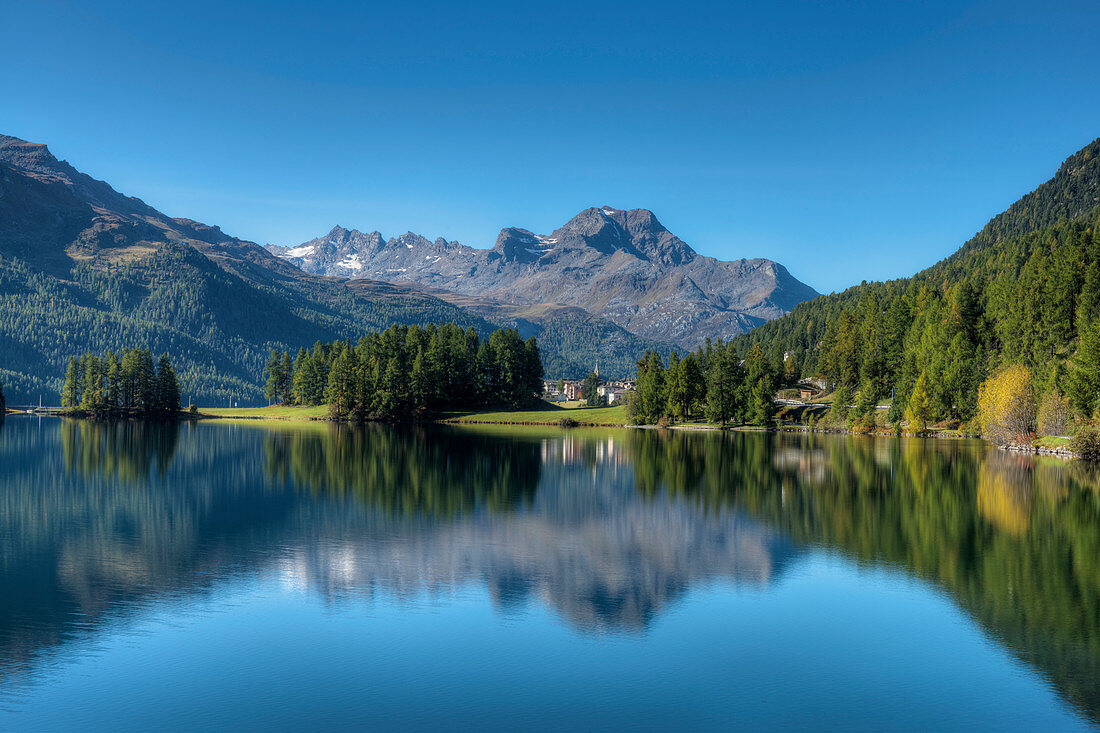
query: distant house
597 385 631 404
563 381 583 400
799 387 816 400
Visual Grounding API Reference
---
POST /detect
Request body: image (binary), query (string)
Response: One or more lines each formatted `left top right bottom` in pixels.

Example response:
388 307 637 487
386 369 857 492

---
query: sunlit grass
444 403 629 426
198 405 329 420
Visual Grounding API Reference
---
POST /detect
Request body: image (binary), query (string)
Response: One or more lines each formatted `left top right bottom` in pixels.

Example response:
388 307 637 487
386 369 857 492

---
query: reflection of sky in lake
0 417 1096 731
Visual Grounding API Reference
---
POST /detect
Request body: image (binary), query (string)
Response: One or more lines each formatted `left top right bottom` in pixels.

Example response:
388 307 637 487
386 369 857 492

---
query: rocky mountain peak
622 208 666 236
492 227 552 263
0 135 68 180
392 232 431 249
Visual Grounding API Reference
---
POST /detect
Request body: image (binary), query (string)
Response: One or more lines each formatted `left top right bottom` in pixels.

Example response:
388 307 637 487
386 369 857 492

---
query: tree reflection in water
0 419 1097 722
626 429 1100 723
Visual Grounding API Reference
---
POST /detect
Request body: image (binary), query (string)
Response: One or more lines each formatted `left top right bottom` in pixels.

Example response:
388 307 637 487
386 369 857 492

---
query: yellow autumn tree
977 363 1036 445
1036 389 1071 437
905 370 932 432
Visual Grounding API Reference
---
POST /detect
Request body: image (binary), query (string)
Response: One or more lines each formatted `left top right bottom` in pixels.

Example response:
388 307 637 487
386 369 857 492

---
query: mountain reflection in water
0 418 1098 724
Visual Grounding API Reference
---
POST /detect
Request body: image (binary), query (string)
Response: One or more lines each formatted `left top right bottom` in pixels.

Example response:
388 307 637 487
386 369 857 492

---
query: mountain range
0 134 815 402
269 207 818 348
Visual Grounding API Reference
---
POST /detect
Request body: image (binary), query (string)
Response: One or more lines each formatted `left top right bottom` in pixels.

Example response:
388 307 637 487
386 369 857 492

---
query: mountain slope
0 135 494 403
738 137 1100 424
269 207 819 349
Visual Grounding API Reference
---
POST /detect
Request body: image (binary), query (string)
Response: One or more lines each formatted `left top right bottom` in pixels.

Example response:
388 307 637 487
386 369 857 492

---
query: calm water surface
0 416 1098 730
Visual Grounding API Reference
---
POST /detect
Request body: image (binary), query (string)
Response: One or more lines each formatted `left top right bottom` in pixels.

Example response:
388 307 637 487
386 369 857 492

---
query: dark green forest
0 243 491 405
627 342 780 427
60 348 180 419
735 138 1100 429
262 323 544 421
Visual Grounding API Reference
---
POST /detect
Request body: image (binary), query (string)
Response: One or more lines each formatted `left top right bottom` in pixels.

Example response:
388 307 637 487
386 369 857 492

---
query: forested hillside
0 246 488 405
738 138 1100 427
0 135 493 404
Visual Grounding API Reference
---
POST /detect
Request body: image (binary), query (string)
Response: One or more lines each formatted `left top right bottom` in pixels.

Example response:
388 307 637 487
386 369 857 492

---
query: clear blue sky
5 0 1098 292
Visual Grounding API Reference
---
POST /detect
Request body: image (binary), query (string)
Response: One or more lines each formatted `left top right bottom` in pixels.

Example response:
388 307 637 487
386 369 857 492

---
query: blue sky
4 0 1099 293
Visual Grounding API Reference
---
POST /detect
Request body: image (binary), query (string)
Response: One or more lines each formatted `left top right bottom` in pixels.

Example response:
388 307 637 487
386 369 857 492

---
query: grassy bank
197 405 330 420
443 404 629 426
190 402 631 427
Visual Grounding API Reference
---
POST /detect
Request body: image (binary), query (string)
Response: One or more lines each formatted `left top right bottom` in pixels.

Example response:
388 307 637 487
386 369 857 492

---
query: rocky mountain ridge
269 206 819 348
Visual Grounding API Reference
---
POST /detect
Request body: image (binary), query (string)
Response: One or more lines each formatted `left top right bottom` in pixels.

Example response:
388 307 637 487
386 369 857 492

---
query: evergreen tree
409 349 431 416
582 371 603 407
746 344 777 427
629 351 668 424
134 349 157 413
154 354 181 417
80 355 106 412
1069 318 1100 416
279 351 294 404
105 352 121 408
263 349 286 404
61 357 81 407
705 345 745 426
325 347 357 419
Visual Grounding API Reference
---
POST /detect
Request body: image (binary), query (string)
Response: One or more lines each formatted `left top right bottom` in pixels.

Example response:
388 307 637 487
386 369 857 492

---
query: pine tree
154 354 181 417
582 371 602 407
279 351 293 404
135 349 156 413
263 349 285 404
629 351 667 424
746 343 777 427
523 337 544 406
409 349 430 416
376 355 406 419
61 356 81 407
80 355 105 412
1069 318 1100 416
325 348 356 419
705 346 745 426
105 352 121 408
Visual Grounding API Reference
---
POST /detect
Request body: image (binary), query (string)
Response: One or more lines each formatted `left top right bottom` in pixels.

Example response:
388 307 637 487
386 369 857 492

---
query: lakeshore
19 402 1097 460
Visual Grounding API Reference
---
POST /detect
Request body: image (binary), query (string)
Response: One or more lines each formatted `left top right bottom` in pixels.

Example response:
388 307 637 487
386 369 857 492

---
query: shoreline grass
442 404 629 426
196 405 330 420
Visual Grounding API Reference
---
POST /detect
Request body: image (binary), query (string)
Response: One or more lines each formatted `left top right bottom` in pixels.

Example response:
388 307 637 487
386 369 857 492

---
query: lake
0 416 1098 730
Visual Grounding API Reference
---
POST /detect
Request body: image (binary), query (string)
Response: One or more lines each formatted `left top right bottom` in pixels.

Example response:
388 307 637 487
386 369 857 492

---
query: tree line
261 323 544 420
627 342 779 427
61 348 181 419
736 210 1100 436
